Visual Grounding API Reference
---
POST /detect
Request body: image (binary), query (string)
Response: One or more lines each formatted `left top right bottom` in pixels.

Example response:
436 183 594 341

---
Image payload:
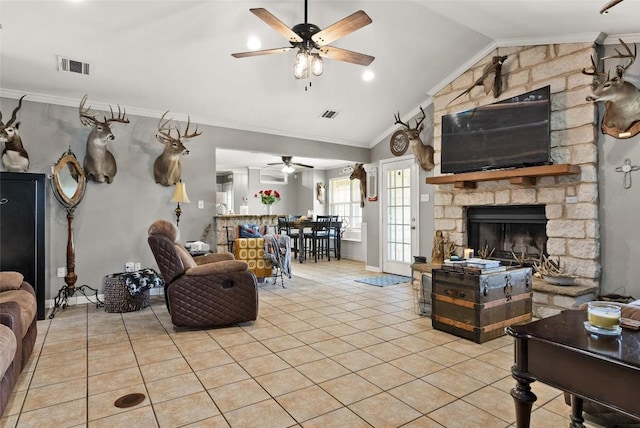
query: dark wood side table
507 310 640 428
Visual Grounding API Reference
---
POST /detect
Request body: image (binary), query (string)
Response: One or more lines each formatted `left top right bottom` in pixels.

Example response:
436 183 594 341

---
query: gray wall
0 97 369 303
597 43 640 298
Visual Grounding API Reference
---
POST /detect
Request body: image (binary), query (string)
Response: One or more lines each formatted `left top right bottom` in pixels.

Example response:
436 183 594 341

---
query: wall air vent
57 56 91 76
320 109 340 119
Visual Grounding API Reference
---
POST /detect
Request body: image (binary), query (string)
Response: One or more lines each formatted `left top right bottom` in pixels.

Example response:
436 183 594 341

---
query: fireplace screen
467 205 547 263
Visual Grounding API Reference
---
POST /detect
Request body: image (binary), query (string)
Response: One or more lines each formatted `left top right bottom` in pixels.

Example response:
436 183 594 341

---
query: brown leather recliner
147 220 258 328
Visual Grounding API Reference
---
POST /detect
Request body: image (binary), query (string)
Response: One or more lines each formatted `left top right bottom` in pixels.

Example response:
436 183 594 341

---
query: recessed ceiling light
247 37 262 51
362 70 375 82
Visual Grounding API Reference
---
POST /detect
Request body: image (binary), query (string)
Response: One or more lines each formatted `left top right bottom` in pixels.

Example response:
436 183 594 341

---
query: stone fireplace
467 205 547 262
430 42 602 318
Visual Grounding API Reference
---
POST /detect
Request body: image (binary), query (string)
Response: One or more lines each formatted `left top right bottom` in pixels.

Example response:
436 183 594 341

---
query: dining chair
307 215 332 262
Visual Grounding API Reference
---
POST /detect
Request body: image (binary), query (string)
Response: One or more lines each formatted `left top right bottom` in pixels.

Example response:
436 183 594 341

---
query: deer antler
78 94 129 126
176 116 202 140
106 104 129 125
156 111 176 144
602 38 637 76
156 111 202 145
393 111 409 129
394 107 426 131
582 56 609 81
414 106 426 131
79 94 99 127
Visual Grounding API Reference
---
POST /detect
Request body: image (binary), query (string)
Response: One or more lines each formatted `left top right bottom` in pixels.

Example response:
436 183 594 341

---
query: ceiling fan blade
250 8 303 43
232 47 293 58
600 0 624 14
319 46 374 66
311 10 372 46
292 162 314 169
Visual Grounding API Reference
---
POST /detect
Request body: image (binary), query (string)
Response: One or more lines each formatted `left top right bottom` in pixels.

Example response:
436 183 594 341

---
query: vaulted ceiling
1 1 639 170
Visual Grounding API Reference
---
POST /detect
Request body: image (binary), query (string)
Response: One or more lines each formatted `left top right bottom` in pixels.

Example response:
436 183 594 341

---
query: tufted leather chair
147 220 258 328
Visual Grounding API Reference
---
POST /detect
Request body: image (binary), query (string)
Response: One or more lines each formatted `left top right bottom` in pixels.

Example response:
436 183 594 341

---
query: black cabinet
0 172 46 320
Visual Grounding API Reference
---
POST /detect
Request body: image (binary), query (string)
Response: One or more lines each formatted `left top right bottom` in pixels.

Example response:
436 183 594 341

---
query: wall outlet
198 200 204 209
125 262 134 272
565 196 578 203
57 267 66 278
134 262 141 271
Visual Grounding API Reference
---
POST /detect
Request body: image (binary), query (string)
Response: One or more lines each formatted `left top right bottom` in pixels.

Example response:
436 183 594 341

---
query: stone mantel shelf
425 164 581 188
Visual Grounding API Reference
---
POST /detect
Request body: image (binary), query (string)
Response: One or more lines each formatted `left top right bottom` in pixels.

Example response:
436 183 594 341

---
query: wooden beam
454 181 476 189
426 164 580 186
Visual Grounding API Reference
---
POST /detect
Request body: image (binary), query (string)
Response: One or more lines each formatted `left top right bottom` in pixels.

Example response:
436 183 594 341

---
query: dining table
281 219 342 263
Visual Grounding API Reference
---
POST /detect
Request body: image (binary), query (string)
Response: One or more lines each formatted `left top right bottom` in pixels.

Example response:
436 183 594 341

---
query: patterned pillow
239 224 262 238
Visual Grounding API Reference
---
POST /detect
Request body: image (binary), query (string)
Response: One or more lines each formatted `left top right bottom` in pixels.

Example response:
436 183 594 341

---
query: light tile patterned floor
1 259 605 427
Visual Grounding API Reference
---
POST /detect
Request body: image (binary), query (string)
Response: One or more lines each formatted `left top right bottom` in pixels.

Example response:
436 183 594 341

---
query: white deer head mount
583 39 640 139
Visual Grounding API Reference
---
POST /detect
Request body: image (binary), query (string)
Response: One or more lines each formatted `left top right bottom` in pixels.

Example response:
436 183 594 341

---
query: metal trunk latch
504 274 513 301
481 277 489 297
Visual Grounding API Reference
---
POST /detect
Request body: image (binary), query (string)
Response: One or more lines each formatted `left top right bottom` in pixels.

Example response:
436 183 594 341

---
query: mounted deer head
153 111 202 186
1 95 29 172
393 106 434 171
79 94 130 183
582 39 640 138
349 163 366 208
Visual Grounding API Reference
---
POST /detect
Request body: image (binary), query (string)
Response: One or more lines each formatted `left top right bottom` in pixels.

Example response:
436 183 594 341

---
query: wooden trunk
431 267 533 343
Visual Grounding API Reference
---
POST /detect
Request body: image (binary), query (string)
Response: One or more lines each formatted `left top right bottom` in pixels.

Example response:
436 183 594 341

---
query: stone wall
431 43 602 316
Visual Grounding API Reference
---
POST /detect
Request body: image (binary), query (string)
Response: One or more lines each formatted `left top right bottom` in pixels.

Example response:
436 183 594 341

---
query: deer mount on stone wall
582 38 640 139
1 95 29 172
153 111 202 186
391 106 434 171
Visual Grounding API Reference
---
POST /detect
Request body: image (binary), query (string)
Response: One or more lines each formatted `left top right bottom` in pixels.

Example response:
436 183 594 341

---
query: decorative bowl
543 276 575 286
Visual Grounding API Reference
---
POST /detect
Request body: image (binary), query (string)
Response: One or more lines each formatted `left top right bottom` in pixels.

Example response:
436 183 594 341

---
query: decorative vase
267 204 272 215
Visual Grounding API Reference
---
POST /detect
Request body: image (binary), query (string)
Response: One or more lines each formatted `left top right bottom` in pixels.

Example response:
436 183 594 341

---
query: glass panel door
382 159 418 276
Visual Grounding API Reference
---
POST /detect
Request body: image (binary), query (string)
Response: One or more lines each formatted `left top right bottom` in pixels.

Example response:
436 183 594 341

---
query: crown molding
0 88 369 149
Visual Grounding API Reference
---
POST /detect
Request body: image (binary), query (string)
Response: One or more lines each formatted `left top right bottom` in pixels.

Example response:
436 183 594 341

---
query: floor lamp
171 180 190 226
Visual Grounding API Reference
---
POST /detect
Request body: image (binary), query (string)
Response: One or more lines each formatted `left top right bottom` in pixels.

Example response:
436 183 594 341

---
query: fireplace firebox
467 205 547 263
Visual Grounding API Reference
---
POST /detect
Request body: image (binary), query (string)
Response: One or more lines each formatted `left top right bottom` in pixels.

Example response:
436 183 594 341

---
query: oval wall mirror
52 149 86 209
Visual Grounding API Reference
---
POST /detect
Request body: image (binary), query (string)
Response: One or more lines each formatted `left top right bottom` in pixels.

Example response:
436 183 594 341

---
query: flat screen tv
441 85 551 174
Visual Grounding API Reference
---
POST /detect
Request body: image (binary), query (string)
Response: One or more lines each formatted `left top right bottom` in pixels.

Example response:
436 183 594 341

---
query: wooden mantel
425 164 581 188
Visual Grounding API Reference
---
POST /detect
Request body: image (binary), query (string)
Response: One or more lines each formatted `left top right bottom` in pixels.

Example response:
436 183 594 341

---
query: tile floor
1 259 607 427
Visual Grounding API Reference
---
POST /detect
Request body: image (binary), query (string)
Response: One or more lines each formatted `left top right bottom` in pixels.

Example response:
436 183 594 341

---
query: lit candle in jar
587 302 621 329
463 248 474 259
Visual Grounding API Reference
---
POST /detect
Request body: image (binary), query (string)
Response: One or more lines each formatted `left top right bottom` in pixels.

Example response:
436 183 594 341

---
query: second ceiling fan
268 156 314 173
231 0 374 79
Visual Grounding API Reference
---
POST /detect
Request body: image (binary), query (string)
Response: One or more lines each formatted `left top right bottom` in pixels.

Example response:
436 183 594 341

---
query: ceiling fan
268 156 314 173
231 0 374 79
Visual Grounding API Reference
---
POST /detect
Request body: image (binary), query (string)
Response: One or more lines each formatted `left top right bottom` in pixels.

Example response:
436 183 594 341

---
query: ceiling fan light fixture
293 48 310 79
282 164 296 174
246 36 262 50
310 53 323 76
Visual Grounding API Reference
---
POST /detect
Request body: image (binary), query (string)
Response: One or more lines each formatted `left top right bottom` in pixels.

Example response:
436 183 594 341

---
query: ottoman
103 270 159 313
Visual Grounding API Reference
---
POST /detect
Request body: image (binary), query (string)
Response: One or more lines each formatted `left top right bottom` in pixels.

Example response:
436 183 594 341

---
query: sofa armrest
193 253 234 265
185 260 249 276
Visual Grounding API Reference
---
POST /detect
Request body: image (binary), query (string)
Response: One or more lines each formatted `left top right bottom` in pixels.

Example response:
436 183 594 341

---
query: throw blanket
263 234 292 278
114 268 164 295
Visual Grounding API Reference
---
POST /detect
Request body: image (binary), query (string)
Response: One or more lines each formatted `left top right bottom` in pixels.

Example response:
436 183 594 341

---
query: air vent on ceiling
57 56 91 76
320 109 340 119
